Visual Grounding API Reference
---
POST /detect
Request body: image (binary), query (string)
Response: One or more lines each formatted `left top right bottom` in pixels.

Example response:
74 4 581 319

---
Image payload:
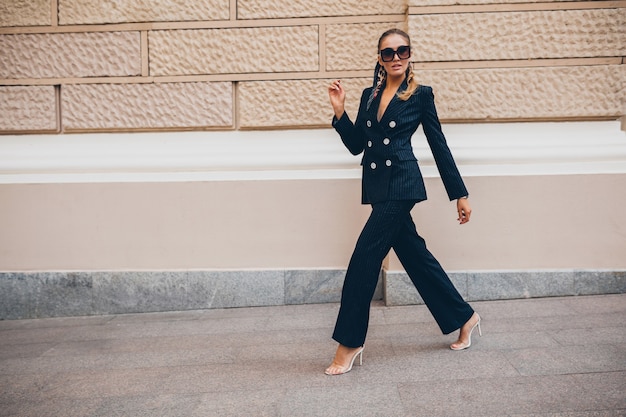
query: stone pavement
1 294 625 417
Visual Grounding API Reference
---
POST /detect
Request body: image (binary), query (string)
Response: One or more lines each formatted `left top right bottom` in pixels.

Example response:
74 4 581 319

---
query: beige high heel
324 346 364 375
450 313 482 351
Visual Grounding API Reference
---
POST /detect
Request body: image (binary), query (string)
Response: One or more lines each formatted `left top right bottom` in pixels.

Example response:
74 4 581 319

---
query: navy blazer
332 82 468 205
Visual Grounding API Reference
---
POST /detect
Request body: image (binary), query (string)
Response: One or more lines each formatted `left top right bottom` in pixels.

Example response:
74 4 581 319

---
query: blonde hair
377 28 419 101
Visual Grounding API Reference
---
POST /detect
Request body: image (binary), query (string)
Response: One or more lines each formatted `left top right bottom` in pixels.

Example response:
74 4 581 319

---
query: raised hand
328 79 346 119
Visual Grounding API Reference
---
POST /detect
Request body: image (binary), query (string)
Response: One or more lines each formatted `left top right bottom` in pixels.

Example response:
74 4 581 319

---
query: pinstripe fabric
332 83 468 204
332 201 474 348
331 83 473 348
333 201 414 348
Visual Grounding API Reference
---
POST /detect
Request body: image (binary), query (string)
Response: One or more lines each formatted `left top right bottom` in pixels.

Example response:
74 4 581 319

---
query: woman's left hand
457 198 472 224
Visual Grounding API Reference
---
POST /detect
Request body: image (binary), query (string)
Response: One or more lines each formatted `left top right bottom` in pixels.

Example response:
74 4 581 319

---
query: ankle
335 344 357 357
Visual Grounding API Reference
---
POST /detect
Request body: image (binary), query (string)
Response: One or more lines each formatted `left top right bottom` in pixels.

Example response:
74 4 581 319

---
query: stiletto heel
324 346 364 375
450 313 481 351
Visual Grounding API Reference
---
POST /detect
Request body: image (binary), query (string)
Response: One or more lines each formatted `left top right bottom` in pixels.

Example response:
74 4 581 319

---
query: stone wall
1 1 625 318
1 0 623 134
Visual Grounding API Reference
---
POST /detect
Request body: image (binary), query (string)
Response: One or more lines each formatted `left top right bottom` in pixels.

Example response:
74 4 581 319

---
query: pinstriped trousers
332 200 474 348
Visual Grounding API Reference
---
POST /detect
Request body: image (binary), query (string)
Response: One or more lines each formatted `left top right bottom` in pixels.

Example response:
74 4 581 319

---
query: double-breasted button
366 120 372 127
370 162 377 169
389 121 396 128
385 160 392 167
367 141 372 147
383 138 390 145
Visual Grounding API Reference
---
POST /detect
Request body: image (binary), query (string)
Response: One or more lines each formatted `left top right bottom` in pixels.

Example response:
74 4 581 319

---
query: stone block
91 271 285 314
61 82 233 131
58 0 229 25
284 269 382 304
0 0 50 27
384 270 467 306
384 271 424 306
203 270 285 309
284 270 345 304
466 270 575 301
325 22 406 71
409 9 625 62
149 26 318 76
0 86 57 132
574 270 626 296
238 77 371 128
415 65 624 120
0 272 94 319
238 0 405 19
0 32 141 79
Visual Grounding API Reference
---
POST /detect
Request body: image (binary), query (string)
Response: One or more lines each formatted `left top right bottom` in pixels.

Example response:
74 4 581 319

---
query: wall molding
0 121 624 184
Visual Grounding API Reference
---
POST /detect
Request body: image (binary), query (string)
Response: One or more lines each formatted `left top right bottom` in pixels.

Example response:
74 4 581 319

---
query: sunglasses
379 45 411 62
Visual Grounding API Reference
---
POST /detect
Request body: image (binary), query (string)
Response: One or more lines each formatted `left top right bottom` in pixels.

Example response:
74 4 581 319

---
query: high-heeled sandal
450 313 482 351
324 346 364 375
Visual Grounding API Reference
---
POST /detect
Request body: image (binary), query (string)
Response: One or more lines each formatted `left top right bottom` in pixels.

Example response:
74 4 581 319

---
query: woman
325 28 481 376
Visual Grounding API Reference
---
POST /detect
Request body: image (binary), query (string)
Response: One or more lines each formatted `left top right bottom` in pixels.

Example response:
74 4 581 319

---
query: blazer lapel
377 78 409 125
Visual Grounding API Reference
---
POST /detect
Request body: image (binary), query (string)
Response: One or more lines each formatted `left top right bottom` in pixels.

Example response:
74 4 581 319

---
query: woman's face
378 33 411 79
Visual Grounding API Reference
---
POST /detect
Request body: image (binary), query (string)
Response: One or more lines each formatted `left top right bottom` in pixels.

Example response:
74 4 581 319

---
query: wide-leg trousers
332 200 474 348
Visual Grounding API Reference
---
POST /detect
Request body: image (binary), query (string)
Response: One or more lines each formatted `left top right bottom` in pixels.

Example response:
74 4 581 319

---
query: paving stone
191 389 284 417
503 344 626 376
397 374 598 416
91 394 202 417
0 294 624 416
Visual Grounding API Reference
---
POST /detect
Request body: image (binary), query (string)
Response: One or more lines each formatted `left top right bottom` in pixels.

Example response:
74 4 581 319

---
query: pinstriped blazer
332 82 468 205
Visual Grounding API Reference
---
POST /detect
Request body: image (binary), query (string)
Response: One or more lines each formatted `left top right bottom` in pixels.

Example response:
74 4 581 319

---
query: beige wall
1 174 625 272
0 179 369 271
1 0 624 133
390 174 626 272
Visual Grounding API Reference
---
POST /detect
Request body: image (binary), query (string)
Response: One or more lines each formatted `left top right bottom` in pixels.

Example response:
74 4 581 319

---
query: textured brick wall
0 0 623 133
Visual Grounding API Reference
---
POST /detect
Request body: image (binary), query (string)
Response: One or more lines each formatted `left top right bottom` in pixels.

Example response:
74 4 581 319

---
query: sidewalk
1 294 625 417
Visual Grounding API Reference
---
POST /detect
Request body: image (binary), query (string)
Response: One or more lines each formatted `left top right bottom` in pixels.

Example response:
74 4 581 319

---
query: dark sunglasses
379 45 411 62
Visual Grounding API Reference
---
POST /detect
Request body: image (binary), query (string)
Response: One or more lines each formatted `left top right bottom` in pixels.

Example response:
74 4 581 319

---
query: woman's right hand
328 79 346 119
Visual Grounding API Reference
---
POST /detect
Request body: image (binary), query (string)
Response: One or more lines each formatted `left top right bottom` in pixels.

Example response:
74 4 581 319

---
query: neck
385 74 405 91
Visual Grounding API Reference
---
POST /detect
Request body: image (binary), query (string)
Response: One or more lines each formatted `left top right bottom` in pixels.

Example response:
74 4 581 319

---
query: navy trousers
332 200 474 348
